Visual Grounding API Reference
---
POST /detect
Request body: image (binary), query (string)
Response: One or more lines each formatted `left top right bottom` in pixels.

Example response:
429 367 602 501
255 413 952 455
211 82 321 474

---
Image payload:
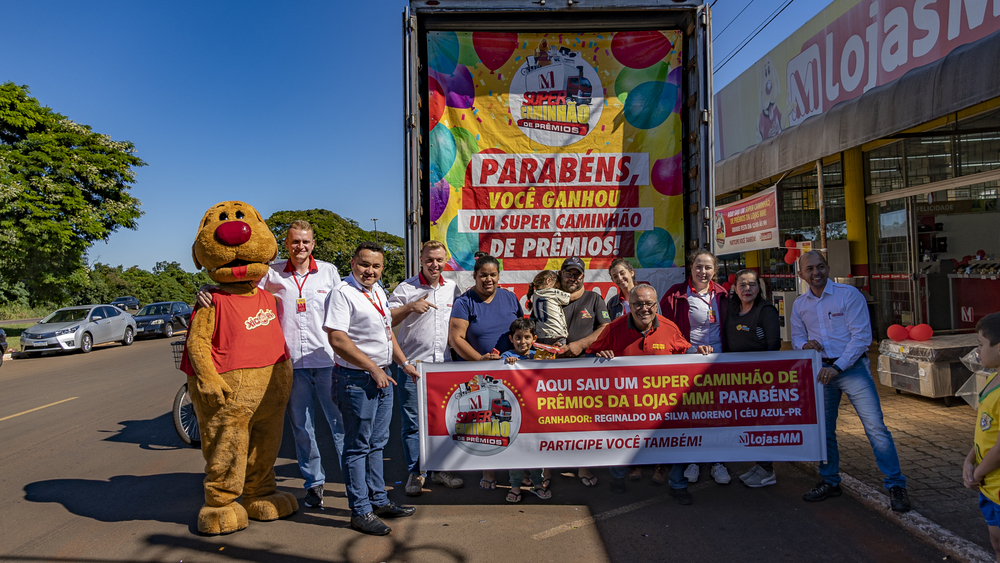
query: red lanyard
360 286 386 318
690 283 714 308
293 272 310 298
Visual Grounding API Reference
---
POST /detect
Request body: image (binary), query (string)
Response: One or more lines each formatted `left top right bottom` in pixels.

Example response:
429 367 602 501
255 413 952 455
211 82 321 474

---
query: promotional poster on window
714 186 780 255
418 352 826 471
426 30 686 298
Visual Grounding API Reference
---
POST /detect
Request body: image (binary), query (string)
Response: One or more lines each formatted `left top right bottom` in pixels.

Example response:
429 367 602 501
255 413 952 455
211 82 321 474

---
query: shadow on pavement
98 412 195 450
23 473 203 527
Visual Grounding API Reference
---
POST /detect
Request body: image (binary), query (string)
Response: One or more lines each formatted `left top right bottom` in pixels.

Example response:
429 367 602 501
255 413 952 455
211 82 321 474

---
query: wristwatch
832 365 843 374
401 360 413 368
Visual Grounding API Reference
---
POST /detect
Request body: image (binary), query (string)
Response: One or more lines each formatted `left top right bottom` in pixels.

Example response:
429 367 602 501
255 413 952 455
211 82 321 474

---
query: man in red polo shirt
587 283 710 500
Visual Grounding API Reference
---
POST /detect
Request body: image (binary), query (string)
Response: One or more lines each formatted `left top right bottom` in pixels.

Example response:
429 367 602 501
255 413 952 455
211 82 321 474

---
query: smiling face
629 286 658 331
193 201 277 284
285 228 315 266
690 254 716 291
609 263 635 293
798 251 830 295
351 249 384 290
736 272 760 305
420 246 447 284
510 328 536 356
474 262 500 298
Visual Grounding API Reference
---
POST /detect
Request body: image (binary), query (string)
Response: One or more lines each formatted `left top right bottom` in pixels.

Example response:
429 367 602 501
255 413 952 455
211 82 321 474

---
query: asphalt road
0 337 946 563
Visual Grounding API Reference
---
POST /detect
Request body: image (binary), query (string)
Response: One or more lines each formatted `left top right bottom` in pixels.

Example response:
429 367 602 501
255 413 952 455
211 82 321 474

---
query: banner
426 30 686 300
713 186 780 254
418 351 826 471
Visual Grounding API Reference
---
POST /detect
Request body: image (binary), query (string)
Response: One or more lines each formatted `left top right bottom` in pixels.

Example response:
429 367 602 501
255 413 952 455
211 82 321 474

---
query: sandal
530 485 552 500
580 475 598 487
479 478 497 490
540 478 551 491
506 489 523 503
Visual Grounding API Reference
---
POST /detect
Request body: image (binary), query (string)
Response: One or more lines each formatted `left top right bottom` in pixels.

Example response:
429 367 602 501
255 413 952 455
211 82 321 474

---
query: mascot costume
183 200 297 535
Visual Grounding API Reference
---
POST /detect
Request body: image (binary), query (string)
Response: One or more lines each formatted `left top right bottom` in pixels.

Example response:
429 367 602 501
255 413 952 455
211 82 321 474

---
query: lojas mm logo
446 374 522 456
740 430 802 447
509 40 603 147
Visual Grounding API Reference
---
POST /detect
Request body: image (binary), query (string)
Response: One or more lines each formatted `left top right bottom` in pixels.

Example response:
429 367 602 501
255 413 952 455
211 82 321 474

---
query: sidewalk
814 345 986 550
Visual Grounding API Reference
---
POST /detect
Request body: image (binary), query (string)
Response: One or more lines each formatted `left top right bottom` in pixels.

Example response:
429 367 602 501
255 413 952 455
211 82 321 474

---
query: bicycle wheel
173 382 201 447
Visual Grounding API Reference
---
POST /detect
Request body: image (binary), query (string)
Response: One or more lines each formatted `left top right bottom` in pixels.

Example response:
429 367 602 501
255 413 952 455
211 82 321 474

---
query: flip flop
506 489 523 503
580 475 598 487
530 486 552 500
479 478 497 491
540 478 551 491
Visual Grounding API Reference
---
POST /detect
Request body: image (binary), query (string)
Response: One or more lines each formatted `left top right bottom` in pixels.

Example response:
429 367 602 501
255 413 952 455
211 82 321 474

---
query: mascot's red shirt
181 290 289 376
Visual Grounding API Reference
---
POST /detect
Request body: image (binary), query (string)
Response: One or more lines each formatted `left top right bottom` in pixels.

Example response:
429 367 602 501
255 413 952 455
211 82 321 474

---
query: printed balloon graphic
651 153 682 196
430 178 449 224
473 32 517 72
666 66 683 113
614 62 670 103
636 228 676 268
430 65 475 109
429 123 456 185
611 31 674 69
623 81 679 129
428 76 446 131
444 126 479 189
456 32 480 66
428 31 460 74
447 216 479 271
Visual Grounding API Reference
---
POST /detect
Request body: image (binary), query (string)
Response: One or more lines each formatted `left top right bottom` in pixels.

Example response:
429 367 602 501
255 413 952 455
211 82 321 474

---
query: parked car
0 328 7 367
111 296 140 310
20 305 136 356
134 301 192 338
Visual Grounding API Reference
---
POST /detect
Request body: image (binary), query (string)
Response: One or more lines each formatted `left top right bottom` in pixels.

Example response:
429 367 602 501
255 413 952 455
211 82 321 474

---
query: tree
265 209 406 285
0 83 145 304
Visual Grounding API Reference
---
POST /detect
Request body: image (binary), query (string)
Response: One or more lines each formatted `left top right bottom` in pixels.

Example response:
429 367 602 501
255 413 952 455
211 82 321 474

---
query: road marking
533 479 713 540
0 397 79 422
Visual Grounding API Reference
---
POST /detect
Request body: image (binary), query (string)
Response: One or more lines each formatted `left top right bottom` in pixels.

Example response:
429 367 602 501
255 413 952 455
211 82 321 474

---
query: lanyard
293 271 310 299
359 285 386 318
690 284 714 308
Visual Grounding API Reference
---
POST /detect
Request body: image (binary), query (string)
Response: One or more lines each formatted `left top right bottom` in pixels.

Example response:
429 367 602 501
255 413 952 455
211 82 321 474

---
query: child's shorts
979 493 1000 527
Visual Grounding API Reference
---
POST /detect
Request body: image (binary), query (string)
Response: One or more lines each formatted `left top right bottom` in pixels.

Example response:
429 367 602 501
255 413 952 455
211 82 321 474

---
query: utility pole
371 218 379 245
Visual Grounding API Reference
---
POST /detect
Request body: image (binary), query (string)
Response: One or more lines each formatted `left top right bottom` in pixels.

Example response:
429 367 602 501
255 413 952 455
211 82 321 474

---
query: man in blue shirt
791 251 910 512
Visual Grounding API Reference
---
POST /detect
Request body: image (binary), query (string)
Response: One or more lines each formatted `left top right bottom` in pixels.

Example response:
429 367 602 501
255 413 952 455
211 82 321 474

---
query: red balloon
723 281 733 292
728 274 736 283
428 76 445 131
473 32 517 73
909 324 934 341
904 325 914 336
785 239 797 249
887 324 909 341
977 249 987 259
783 251 798 265
611 31 674 69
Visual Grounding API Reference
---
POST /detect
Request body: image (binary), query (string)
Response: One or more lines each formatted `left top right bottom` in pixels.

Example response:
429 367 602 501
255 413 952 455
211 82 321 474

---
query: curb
793 461 993 563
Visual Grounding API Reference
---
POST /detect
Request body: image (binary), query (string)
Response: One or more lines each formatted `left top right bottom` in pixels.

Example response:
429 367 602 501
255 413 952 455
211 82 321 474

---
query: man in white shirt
325 242 420 536
387 240 464 496
791 251 910 512
198 220 344 510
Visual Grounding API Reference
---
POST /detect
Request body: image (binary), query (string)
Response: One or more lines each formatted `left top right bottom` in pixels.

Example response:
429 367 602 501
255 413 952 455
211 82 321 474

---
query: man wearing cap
197 219 344 510
325 242 420 535
549 256 611 487
387 240 464 496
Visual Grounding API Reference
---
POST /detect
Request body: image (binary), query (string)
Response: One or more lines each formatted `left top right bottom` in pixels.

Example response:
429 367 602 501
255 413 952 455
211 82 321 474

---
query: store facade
713 0 1000 338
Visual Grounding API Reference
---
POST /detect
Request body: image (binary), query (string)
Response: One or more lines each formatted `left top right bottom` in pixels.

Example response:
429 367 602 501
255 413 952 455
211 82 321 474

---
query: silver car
21 305 137 356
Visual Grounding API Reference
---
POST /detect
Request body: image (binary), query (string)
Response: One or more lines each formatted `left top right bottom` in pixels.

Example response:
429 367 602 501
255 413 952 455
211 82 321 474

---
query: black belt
821 357 839 365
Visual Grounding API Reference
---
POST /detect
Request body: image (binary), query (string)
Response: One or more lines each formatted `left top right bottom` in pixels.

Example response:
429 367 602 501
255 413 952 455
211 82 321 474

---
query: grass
3 323 38 353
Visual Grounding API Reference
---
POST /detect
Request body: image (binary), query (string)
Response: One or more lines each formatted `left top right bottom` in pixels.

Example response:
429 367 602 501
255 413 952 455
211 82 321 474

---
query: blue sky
2 0 827 272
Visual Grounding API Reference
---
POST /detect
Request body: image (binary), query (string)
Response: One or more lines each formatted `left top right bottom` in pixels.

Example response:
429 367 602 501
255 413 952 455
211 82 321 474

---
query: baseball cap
561 257 585 273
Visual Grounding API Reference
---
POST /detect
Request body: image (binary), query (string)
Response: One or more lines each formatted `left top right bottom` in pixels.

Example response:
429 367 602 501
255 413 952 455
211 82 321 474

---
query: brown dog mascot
185 201 297 535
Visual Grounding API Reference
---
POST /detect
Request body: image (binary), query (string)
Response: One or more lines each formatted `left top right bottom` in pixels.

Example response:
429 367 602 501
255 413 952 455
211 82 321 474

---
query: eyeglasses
630 301 657 310
562 270 584 279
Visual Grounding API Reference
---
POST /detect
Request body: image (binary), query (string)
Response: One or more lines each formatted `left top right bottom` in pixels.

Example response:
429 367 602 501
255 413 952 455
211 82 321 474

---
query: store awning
714 29 1000 196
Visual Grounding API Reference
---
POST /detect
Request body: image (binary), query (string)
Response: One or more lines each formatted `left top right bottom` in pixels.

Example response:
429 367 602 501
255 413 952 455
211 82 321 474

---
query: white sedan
20 305 137 356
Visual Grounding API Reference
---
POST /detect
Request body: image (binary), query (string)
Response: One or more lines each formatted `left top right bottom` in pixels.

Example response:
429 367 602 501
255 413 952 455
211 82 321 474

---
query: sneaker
740 465 776 488
683 463 700 483
432 471 464 489
405 473 425 496
610 477 627 494
803 481 842 502
351 512 391 535
373 502 416 518
668 487 693 505
303 485 324 508
889 486 911 513
711 463 731 485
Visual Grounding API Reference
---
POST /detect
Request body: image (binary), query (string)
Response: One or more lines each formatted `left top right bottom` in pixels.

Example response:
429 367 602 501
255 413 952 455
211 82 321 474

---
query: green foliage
0 82 145 304
266 209 406 285
72 261 210 307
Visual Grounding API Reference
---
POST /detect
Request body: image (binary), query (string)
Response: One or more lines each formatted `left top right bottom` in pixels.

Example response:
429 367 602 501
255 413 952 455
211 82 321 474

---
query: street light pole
371 218 379 245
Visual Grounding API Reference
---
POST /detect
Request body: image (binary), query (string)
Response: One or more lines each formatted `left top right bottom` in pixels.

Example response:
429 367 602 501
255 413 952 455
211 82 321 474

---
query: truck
403 0 715 303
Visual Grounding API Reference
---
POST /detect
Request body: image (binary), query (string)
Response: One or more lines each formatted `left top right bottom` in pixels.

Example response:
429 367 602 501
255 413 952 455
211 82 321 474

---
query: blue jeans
335 365 394 516
395 364 421 475
288 367 345 490
820 358 906 490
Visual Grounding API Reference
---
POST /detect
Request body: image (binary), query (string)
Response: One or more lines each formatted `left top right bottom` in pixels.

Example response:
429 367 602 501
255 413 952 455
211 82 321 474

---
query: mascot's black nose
215 221 252 246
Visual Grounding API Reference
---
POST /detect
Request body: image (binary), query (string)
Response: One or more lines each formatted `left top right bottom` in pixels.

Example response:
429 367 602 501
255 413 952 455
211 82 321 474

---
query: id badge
708 309 716 324
296 298 306 313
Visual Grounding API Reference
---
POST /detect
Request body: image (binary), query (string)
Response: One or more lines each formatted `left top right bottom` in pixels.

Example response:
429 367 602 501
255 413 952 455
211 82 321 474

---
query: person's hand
817 366 839 385
596 350 615 359
963 459 980 489
505 357 517 364
401 362 419 383
410 294 437 314
480 352 500 361
559 341 586 358
696 345 713 355
802 340 824 352
372 367 398 389
196 285 218 308
195 374 232 407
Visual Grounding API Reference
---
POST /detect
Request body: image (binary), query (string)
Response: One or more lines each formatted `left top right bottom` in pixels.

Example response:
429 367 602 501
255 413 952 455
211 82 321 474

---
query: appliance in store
772 291 798 342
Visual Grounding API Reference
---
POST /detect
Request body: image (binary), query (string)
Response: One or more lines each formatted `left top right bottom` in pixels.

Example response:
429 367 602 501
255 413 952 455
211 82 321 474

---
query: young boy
528 271 570 347
498 318 550 502
964 312 1000 560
